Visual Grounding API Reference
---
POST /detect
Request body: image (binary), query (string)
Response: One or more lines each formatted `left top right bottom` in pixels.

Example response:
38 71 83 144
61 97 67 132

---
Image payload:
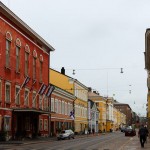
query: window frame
5 82 11 103
25 51 29 76
15 85 20 105
5 39 11 68
24 88 29 106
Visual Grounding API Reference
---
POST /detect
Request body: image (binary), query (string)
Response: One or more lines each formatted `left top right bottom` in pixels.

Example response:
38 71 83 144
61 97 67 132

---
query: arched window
33 50 37 79
25 45 30 76
39 54 43 82
15 38 21 72
5 32 12 68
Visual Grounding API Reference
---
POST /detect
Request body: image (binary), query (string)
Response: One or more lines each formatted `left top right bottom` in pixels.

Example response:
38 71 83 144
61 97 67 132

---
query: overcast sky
2 0 150 116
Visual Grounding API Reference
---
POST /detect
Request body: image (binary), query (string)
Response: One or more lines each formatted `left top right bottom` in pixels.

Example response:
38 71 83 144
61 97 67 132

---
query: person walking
138 124 147 148
144 125 149 143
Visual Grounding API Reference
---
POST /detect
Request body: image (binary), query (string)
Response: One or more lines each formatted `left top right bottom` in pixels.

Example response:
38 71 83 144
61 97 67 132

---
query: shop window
44 119 48 131
39 119 43 131
4 116 11 131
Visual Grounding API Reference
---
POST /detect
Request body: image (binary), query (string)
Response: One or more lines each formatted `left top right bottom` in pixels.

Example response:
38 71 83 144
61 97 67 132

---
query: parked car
125 126 136 136
57 129 75 140
121 127 126 132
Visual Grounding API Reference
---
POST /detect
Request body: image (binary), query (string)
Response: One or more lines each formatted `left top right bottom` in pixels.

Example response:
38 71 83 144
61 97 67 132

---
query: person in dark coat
144 126 149 143
138 124 147 148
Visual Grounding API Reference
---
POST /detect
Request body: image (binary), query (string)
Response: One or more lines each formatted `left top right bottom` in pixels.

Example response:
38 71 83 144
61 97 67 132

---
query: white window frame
62 101 64 114
55 99 58 113
25 52 29 76
16 45 20 72
32 91 36 108
5 39 11 68
24 88 29 106
15 85 20 105
5 82 11 103
51 98 54 112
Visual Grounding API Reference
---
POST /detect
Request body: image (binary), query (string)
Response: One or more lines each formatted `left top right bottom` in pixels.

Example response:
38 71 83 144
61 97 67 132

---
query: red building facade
0 2 54 139
50 86 76 136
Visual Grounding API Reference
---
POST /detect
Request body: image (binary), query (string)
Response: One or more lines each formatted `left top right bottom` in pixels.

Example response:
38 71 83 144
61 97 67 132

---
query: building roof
0 2 55 53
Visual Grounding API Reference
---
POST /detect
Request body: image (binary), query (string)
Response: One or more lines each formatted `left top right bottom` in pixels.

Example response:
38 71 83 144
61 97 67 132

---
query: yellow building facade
50 68 88 133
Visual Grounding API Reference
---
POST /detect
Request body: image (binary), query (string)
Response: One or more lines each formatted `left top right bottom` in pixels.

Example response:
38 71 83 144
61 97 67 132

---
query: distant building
114 103 132 126
88 99 99 133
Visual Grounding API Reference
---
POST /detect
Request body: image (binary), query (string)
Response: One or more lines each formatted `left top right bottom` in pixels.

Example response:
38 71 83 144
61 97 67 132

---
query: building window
43 97 48 111
39 119 43 131
15 86 20 105
5 39 11 68
44 119 48 131
25 52 29 76
0 80 2 101
51 98 54 112
32 91 36 108
55 99 58 113
24 89 29 106
65 102 67 115
62 101 65 114
59 100 61 114
4 116 11 131
16 46 20 72
39 61 43 82
33 57 36 79
39 95 43 109
5 82 11 103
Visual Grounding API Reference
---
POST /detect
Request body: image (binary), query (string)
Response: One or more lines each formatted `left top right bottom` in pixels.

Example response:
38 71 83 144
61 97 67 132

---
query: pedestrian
92 128 95 135
138 124 147 148
144 125 149 143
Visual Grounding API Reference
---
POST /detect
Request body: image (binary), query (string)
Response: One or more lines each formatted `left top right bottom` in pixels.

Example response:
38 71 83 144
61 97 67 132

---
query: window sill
15 70 20 74
5 66 11 70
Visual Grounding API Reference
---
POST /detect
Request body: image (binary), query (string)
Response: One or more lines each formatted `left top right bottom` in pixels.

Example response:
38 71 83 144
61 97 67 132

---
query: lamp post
106 68 123 132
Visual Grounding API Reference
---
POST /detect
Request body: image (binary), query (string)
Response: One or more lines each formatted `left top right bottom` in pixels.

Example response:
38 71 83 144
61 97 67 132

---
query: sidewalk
120 135 150 150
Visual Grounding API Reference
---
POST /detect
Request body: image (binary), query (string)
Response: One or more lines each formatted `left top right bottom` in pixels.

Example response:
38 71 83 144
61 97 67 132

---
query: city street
1 131 147 150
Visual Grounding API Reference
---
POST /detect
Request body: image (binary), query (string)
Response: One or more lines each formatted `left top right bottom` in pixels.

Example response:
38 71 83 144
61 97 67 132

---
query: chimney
93 91 97 94
61 67 65 75
88 87 92 92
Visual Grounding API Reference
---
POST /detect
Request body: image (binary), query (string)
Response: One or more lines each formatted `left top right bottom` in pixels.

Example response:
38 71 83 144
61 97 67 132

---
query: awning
12 108 55 114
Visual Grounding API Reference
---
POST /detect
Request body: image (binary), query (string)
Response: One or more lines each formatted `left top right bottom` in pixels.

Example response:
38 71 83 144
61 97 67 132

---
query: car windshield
61 131 66 133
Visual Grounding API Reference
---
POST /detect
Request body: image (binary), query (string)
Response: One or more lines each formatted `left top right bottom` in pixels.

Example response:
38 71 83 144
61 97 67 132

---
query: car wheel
68 136 71 140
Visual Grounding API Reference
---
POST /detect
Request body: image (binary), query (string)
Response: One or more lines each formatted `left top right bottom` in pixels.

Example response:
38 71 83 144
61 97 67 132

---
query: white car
57 129 75 140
